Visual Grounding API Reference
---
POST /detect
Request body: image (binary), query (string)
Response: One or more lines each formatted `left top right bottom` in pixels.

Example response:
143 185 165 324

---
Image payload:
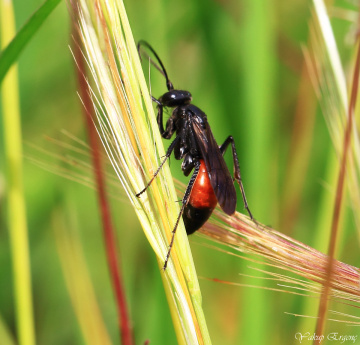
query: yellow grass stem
76 0 211 343
0 1 36 345
53 207 113 345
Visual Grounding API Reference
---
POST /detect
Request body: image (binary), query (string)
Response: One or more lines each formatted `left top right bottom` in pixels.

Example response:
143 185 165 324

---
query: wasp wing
192 118 237 215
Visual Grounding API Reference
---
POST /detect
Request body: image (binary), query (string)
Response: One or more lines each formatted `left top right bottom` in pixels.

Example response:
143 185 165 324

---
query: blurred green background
0 0 359 344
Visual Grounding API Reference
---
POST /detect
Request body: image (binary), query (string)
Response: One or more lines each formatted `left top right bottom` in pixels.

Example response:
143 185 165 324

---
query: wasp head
159 90 192 107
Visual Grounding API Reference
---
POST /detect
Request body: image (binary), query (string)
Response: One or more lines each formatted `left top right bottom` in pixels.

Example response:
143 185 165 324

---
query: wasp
136 41 254 269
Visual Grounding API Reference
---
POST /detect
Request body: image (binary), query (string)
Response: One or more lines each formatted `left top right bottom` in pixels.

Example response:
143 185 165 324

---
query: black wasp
136 41 254 269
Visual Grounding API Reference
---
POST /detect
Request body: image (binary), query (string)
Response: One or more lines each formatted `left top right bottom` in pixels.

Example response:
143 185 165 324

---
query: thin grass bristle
199 211 360 306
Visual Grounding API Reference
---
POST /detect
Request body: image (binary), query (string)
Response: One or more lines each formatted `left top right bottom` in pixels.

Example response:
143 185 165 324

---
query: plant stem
314 28 360 344
0 1 36 345
72 15 134 345
0 0 61 84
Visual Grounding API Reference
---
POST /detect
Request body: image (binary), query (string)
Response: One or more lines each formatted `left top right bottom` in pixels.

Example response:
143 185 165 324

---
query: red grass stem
72 17 134 345
314 30 360 344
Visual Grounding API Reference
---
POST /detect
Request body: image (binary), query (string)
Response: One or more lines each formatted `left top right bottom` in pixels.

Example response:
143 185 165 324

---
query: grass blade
0 1 36 345
53 207 113 345
0 0 62 83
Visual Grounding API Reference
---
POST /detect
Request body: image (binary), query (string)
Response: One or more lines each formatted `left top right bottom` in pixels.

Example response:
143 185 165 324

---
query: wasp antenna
138 40 174 91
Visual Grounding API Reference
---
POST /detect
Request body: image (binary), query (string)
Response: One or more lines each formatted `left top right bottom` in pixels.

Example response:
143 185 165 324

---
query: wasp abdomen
183 160 217 234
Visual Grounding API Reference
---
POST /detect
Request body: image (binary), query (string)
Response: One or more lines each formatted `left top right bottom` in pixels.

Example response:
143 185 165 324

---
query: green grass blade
0 314 16 345
240 0 276 221
0 0 62 84
0 1 36 345
239 0 276 344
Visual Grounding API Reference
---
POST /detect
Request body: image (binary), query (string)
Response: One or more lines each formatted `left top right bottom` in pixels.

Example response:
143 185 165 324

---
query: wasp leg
152 96 174 139
136 136 180 197
219 136 254 221
163 160 201 270
152 96 165 136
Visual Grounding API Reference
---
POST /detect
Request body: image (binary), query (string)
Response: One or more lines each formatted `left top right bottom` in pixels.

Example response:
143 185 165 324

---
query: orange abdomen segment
188 160 217 209
183 160 217 235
